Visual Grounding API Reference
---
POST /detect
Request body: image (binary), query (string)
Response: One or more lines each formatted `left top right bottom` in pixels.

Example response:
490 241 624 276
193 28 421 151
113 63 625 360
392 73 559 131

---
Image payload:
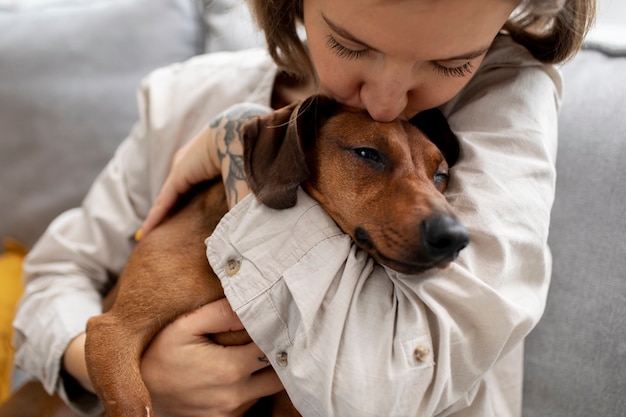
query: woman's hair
246 0 596 78
505 0 596 63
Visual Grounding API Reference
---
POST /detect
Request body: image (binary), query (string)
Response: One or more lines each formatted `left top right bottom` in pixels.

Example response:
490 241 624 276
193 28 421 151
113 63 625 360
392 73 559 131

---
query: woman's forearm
63 333 95 393
209 103 272 208
140 103 271 235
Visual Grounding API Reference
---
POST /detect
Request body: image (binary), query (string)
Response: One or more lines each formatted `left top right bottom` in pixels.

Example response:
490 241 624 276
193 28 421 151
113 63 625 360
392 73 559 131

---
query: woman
14 0 595 416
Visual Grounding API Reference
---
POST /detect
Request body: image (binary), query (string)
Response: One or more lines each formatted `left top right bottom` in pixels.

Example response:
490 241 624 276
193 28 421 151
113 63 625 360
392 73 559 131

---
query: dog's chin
372 252 451 275
353 227 454 275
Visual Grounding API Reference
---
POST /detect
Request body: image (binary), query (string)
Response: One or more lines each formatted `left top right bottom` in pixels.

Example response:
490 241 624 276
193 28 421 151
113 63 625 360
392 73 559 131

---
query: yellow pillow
0 238 26 404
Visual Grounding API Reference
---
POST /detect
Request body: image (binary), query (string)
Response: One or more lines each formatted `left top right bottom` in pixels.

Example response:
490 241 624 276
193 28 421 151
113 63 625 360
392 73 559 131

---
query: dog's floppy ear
410 108 460 167
243 101 306 209
243 95 341 209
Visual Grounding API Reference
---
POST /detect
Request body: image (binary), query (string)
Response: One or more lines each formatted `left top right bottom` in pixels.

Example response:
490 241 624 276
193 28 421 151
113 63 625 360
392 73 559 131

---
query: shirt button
225 258 241 276
413 345 431 362
276 351 288 367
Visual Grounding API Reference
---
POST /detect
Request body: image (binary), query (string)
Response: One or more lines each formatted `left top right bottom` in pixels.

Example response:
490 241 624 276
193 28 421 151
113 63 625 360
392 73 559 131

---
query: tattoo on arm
210 104 271 208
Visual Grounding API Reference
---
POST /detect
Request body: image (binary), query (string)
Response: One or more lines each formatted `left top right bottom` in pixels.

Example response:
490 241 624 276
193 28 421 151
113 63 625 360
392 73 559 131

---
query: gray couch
1 0 624 415
522 44 626 417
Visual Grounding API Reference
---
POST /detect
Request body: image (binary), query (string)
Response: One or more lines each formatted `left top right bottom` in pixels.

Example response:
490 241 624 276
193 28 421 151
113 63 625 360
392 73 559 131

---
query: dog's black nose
422 214 469 261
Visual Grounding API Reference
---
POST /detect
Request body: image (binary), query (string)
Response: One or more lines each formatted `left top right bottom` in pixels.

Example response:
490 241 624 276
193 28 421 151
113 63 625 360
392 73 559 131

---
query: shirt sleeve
207 36 561 417
12 89 155 414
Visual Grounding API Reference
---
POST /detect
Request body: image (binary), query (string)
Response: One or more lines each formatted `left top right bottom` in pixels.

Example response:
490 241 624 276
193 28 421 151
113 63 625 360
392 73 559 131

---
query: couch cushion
0 0 204 248
522 49 626 416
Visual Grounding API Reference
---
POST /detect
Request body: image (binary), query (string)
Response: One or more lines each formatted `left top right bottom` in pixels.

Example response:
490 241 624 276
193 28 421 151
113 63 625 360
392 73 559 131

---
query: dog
82 94 469 417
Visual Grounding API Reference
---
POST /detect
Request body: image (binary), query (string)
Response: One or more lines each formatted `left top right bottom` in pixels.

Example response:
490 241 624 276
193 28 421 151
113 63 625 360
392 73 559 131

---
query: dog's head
243 95 468 274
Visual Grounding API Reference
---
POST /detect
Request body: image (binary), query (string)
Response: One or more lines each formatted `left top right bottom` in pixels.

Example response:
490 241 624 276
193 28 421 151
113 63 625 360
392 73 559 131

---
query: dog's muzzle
421 214 469 263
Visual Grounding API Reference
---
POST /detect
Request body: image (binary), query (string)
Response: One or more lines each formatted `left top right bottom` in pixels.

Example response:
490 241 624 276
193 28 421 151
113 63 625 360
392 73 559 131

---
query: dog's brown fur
0 95 467 417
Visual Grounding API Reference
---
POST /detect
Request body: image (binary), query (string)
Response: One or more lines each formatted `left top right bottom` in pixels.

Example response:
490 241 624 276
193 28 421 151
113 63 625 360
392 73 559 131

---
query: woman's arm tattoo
209 104 272 208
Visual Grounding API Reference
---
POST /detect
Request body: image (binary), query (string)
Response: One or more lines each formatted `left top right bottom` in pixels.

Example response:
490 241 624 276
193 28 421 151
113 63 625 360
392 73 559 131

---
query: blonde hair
247 0 596 78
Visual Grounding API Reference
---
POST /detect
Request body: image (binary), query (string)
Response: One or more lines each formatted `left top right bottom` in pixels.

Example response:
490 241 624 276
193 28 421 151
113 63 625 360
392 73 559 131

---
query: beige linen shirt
15 35 561 416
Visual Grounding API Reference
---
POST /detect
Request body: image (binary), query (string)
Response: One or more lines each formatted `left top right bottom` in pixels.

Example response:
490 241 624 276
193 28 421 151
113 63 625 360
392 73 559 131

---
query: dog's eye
434 170 449 188
354 147 383 164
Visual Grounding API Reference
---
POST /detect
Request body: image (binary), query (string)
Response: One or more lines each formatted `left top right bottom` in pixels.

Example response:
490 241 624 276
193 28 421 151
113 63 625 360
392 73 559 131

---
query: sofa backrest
0 0 262 249
522 48 626 416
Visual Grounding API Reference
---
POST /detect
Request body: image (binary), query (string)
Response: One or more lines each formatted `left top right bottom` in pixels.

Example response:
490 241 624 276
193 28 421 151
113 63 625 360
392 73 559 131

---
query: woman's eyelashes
326 35 369 60
432 61 476 78
326 34 477 79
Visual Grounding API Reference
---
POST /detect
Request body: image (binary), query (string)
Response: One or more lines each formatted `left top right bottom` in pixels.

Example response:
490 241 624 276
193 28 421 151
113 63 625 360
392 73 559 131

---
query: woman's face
303 0 520 121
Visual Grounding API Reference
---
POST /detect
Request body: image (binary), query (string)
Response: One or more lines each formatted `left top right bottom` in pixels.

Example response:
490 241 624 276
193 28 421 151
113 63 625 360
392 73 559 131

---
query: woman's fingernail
134 228 143 241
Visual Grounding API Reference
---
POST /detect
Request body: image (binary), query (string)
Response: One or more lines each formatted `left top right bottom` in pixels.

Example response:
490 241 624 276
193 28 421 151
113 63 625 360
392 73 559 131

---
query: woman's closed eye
326 33 477 79
432 61 476 78
326 35 369 60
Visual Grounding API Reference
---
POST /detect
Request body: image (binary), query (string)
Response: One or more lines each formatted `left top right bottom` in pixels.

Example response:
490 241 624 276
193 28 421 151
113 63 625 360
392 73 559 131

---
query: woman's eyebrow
323 14 379 51
440 47 491 62
322 14 490 61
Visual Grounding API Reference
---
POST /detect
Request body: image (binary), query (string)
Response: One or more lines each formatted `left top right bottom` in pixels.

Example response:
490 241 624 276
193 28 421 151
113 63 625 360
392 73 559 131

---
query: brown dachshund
85 95 468 417
0 95 468 417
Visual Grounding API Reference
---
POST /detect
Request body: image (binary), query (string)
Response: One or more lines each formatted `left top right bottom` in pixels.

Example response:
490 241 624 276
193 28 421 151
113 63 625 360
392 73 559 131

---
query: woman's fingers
245 367 284 398
164 299 275 376
183 299 276 374
219 341 274 375
142 297 284 416
139 177 179 238
180 298 245 336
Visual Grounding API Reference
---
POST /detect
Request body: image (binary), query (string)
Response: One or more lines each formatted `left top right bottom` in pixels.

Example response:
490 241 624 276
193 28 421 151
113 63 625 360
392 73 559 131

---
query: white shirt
14 35 562 416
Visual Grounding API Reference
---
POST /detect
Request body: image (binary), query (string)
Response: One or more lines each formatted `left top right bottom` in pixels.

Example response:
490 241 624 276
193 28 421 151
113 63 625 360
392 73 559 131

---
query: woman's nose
360 62 413 122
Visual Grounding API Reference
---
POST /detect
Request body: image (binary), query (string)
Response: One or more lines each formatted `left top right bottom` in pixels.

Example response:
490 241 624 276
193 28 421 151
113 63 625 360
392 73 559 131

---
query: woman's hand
141 298 283 417
140 103 272 237
139 127 221 238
